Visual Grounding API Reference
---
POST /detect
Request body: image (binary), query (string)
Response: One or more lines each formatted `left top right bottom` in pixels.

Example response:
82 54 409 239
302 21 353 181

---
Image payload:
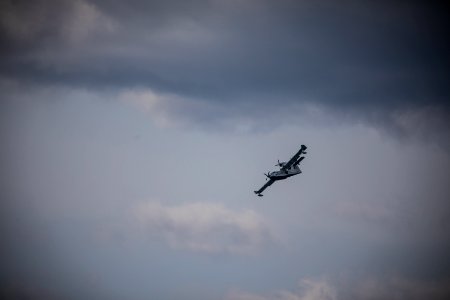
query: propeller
275 160 284 167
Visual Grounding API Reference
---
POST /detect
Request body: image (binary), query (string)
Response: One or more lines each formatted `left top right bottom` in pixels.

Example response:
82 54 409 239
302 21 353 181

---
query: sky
1 1 450 299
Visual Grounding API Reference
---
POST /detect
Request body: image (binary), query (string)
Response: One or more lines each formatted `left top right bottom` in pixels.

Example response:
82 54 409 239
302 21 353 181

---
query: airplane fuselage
267 165 301 180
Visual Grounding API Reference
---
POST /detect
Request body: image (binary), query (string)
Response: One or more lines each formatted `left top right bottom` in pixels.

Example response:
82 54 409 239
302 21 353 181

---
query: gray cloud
134 201 275 254
1 1 448 112
225 278 337 300
120 86 450 147
1 0 449 147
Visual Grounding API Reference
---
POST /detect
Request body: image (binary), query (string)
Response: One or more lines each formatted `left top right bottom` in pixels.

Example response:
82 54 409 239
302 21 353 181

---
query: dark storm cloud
1 0 448 110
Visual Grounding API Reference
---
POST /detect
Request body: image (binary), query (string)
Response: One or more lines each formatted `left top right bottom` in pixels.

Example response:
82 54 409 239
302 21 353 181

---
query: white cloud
294 279 337 300
225 278 336 300
119 89 178 128
120 87 261 132
134 201 275 254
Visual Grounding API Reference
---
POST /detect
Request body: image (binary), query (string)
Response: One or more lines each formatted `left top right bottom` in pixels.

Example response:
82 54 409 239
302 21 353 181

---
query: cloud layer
1 1 448 117
225 276 450 300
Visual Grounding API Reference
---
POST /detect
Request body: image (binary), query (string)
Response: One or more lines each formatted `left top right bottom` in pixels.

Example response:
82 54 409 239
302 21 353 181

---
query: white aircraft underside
267 165 301 180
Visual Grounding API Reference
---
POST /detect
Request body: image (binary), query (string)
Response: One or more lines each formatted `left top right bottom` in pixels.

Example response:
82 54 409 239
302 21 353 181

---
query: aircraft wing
293 156 305 166
281 145 307 171
254 179 275 196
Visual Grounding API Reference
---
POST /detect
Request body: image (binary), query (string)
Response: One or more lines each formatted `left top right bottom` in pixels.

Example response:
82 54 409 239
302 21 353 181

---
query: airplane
254 145 307 197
